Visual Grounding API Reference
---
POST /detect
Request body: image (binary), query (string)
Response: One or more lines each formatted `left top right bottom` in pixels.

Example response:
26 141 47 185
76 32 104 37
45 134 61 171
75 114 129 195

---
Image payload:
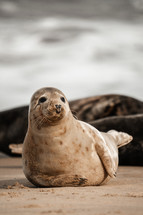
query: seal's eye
39 97 47 103
60 97 65 103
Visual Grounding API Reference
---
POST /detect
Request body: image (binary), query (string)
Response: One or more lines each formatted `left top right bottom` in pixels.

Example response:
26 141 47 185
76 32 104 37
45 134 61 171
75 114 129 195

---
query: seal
70 94 143 122
22 87 133 187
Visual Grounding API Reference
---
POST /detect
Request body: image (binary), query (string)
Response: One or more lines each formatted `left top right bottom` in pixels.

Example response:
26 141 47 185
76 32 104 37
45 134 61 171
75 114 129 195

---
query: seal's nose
55 104 62 113
55 104 61 109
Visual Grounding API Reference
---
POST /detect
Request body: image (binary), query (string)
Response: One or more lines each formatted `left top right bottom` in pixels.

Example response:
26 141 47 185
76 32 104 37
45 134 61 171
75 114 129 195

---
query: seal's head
29 87 71 129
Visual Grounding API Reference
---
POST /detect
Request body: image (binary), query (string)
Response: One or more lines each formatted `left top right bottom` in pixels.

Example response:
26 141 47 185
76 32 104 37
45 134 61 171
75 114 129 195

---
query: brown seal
70 94 143 122
22 87 132 187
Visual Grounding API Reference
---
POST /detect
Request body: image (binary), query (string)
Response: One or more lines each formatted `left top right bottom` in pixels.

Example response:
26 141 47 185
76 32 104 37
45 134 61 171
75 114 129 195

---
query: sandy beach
0 154 143 215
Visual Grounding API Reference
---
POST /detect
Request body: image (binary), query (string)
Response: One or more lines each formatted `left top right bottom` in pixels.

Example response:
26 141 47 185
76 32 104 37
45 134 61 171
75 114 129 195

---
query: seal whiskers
32 114 46 130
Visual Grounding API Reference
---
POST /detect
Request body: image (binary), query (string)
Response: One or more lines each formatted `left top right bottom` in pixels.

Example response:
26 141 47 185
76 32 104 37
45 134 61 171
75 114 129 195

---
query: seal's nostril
55 104 61 109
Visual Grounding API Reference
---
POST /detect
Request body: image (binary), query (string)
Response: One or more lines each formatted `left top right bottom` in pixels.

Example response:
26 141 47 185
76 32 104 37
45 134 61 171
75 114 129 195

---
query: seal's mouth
56 109 61 114
46 108 64 120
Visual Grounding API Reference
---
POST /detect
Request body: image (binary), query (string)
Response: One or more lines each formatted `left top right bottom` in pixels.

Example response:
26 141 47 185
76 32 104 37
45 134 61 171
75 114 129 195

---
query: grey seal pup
22 87 133 187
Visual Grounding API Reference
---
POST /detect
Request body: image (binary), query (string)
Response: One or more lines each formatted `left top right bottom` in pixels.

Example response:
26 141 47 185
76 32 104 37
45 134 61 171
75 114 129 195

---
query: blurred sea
0 0 143 111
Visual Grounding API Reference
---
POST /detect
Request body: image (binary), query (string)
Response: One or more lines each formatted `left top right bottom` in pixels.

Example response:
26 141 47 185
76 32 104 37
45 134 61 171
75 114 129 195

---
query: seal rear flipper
107 130 133 148
9 143 23 154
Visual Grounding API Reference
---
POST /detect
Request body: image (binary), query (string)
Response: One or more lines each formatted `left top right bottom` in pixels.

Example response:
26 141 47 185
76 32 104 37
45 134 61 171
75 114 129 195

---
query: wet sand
0 155 143 215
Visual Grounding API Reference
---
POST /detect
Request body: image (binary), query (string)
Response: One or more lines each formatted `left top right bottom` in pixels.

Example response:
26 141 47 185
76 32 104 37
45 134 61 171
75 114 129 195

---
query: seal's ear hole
60 97 65 103
39 97 47 103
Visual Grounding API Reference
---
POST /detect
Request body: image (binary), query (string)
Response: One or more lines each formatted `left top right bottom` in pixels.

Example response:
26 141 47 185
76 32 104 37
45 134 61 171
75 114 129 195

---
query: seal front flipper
94 135 116 178
30 174 88 187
